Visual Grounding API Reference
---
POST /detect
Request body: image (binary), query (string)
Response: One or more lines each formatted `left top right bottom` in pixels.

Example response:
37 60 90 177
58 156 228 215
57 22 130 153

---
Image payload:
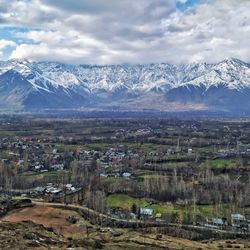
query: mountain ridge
0 58 249 112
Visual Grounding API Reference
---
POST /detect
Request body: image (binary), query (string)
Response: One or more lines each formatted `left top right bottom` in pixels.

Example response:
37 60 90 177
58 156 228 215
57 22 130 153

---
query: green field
0 130 16 137
204 159 236 168
105 193 237 219
86 143 112 151
105 194 148 209
22 171 67 182
53 144 79 152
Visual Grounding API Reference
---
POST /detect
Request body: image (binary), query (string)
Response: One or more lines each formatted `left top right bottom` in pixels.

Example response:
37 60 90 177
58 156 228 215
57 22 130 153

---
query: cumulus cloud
0 0 60 29
0 39 16 58
0 39 16 50
0 39 17 58
160 0 250 63
0 0 249 64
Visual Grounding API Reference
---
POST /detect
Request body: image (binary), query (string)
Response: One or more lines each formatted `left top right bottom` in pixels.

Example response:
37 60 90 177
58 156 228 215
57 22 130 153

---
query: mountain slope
0 58 249 112
0 70 33 110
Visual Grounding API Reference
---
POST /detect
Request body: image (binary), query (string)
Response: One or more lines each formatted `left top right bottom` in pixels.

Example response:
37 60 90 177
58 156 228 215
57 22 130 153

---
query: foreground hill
0 205 249 250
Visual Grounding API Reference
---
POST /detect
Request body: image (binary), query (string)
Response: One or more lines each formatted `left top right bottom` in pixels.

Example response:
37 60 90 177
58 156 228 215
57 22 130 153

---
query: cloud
0 0 250 64
160 0 250 63
0 39 16 50
0 39 16 59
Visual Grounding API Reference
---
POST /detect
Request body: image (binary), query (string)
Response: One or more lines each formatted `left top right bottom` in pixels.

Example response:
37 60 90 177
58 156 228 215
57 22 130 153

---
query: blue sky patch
0 27 39 60
176 0 202 11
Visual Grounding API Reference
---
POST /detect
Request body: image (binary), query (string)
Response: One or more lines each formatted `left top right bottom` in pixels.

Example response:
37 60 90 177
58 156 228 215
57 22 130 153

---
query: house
34 186 45 193
65 184 77 192
65 184 73 189
50 164 64 171
211 218 226 226
231 213 248 230
122 172 131 178
46 187 62 194
52 148 58 154
34 165 44 171
140 208 153 217
130 212 137 220
100 173 108 177
166 149 175 155
231 213 246 224
204 217 227 228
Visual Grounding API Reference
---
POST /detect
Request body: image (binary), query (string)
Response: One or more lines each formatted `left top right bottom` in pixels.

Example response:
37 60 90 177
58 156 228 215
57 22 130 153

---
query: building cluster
33 182 83 203
205 213 250 232
0 137 66 173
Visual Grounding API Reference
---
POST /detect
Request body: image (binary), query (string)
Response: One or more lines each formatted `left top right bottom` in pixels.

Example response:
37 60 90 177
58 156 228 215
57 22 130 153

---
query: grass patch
23 170 66 178
123 143 166 153
102 177 129 185
105 194 231 219
53 144 78 152
105 194 148 210
0 130 16 137
205 159 236 168
86 143 112 151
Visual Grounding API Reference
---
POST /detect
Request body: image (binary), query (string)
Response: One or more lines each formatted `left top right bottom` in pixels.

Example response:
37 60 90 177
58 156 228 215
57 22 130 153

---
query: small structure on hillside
122 172 131 178
231 213 248 231
140 208 153 219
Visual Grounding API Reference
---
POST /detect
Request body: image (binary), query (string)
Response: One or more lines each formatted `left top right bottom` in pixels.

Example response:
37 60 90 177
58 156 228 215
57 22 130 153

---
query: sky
0 0 249 64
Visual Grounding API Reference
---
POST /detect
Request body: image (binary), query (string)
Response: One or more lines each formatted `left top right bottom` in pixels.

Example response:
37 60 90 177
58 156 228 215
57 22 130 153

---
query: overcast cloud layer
0 0 249 64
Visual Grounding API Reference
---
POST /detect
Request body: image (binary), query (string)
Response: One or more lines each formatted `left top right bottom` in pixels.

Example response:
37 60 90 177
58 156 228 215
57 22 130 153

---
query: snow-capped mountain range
0 58 250 112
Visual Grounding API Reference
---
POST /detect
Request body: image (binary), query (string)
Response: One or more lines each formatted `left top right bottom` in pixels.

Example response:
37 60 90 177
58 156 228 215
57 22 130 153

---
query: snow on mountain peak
0 58 249 94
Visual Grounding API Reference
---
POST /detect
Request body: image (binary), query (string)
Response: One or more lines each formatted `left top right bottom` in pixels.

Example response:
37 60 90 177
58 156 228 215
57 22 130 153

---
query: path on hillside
30 200 250 238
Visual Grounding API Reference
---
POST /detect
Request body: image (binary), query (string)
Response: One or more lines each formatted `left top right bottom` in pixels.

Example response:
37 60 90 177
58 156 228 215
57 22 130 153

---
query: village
0 117 250 239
